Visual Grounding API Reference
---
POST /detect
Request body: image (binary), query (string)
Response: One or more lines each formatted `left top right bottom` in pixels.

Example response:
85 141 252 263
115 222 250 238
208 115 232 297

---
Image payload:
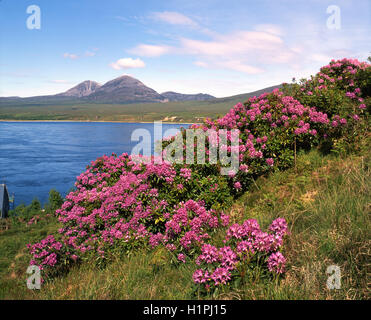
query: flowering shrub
27 57 369 291
285 58 369 117
148 199 231 263
166 89 331 193
283 58 370 153
27 235 73 278
163 58 370 192
27 213 52 226
28 153 232 275
192 218 289 295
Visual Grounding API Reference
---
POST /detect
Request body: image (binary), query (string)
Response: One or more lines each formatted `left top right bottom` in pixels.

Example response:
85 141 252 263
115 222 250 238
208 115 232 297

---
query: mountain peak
59 80 101 97
103 75 147 88
87 75 164 103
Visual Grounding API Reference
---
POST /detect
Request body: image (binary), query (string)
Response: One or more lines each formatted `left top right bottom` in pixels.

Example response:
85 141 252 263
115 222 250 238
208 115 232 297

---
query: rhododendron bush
27 58 369 292
284 58 370 118
164 58 370 191
283 58 370 153
28 153 233 276
193 218 288 295
165 89 335 192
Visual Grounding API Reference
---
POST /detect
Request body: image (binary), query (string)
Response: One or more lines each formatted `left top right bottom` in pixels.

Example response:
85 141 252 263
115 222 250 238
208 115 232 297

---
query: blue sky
0 0 370 97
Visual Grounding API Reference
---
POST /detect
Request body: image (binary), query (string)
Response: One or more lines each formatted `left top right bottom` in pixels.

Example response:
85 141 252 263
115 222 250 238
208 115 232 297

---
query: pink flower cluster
148 200 232 260
186 87 334 187
267 252 286 274
27 235 64 270
193 218 289 288
28 151 232 270
27 215 40 225
299 58 370 122
211 91 327 134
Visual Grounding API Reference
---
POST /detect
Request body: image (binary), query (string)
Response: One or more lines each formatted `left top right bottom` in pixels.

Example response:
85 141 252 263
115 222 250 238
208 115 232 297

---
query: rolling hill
0 83 283 123
0 75 216 105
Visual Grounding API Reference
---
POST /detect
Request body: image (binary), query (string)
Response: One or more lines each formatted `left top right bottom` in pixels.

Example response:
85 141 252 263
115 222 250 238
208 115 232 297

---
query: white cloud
215 60 264 74
110 57 146 70
130 29 294 74
151 11 197 27
85 51 96 57
127 17 371 82
310 53 333 63
128 44 171 57
193 61 208 68
63 53 78 60
254 24 284 36
180 31 283 57
131 30 287 61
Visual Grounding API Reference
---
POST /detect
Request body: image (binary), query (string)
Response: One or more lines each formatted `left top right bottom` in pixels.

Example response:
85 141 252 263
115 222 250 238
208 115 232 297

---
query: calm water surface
0 122 188 205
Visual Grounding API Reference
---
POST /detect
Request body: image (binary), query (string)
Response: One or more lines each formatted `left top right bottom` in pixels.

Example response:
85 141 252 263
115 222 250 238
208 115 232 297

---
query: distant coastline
0 119 197 125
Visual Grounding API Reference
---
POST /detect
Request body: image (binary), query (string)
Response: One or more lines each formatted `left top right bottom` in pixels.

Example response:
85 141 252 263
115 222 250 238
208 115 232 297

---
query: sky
0 0 370 98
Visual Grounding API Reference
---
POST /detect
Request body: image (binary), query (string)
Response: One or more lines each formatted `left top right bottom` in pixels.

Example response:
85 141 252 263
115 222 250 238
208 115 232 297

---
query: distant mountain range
0 75 217 105
161 91 215 102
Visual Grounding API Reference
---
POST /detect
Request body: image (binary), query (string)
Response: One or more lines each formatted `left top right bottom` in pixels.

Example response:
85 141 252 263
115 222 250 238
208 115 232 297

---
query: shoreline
0 119 198 125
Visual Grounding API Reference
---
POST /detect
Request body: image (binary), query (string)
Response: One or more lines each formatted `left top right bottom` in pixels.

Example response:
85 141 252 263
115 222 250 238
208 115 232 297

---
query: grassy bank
1 143 369 299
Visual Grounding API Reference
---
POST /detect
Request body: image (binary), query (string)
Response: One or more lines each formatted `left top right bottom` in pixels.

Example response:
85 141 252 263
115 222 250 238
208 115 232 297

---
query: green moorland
0 142 370 299
0 87 280 123
0 101 224 123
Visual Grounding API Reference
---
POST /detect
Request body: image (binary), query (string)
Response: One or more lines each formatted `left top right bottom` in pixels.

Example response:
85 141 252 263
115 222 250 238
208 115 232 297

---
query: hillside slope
161 92 215 102
1 142 369 299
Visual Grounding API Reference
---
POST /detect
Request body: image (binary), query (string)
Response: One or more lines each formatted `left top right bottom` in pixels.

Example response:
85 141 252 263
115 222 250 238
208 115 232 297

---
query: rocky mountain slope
85 76 164 103
58 80 101 98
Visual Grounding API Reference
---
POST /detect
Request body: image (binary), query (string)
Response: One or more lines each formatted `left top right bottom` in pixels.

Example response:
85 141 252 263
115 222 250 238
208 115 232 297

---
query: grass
0 99 245 123
0 145 369 300
0 217 60 299
227 150 370 299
